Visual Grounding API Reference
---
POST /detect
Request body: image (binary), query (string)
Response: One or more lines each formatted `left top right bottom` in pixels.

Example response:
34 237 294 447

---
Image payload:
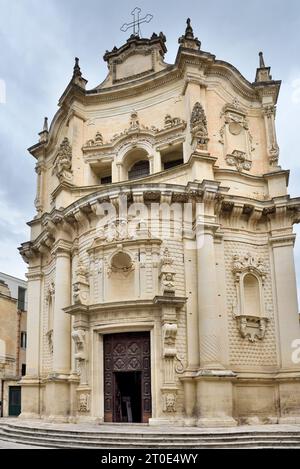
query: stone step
2 425 300 442
2 423 300 439
1 435 300 449
1 427 300 449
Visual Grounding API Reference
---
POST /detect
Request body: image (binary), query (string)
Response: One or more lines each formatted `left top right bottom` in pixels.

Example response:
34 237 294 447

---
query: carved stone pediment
103 33 167 85
82 111 186 162
232 253 268 283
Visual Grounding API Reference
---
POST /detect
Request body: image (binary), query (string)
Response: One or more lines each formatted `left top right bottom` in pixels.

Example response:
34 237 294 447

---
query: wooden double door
104 332 151 423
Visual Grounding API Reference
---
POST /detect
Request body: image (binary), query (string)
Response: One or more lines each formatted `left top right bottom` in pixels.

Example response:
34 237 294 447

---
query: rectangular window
20 331 27 349
18 287 26 311
21 364 26 376
163 158 184 170
101 175 112 185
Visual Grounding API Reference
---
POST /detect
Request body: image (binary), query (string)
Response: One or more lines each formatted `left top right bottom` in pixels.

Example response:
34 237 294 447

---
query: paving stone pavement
0 439 47 449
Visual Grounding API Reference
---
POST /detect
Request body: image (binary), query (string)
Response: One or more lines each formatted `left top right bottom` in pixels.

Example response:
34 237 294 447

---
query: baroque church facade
20 19 300 426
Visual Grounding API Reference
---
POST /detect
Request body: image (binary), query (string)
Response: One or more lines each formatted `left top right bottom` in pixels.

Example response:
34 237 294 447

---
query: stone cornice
87 237 162 255
64 295 186 316
22 182 300 258
269 233 296 248
214 167 290 185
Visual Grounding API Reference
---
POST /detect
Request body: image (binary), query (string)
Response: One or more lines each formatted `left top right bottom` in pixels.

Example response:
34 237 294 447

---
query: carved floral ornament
46 282 55 354
53 137 73 182
232 253 270 343
78 393 90 412
95 217 151 245
225 150 252 172
263 105 280 166
190 102 209 150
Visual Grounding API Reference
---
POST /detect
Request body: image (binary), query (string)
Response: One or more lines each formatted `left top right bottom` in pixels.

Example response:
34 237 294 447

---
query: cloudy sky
0 0 299 296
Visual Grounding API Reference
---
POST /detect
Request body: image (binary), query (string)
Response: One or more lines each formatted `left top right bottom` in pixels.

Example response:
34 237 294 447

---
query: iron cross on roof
120 7 153 37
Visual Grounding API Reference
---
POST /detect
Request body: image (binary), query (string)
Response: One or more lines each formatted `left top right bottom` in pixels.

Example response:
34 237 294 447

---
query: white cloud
0 189 29 278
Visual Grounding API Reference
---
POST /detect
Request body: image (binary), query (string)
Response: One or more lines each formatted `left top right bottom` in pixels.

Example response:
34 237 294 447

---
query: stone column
196 224 222 369
271 234 300 368
46 240 72 420
182 234 199 425
195 187 236 427
270 233 300 423
20 266 43 419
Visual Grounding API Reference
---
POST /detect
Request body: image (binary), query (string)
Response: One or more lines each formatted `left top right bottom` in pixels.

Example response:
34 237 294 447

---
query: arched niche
243 273 261 317
232 254 270 342
106 249 136 301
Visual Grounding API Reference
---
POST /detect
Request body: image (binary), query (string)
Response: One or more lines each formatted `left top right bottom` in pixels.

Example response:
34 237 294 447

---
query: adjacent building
19 19 300 426
0 273 27 417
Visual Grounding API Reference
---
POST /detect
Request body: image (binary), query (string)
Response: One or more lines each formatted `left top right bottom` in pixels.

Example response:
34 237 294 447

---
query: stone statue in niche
190 102 209 150
53 137 73 182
